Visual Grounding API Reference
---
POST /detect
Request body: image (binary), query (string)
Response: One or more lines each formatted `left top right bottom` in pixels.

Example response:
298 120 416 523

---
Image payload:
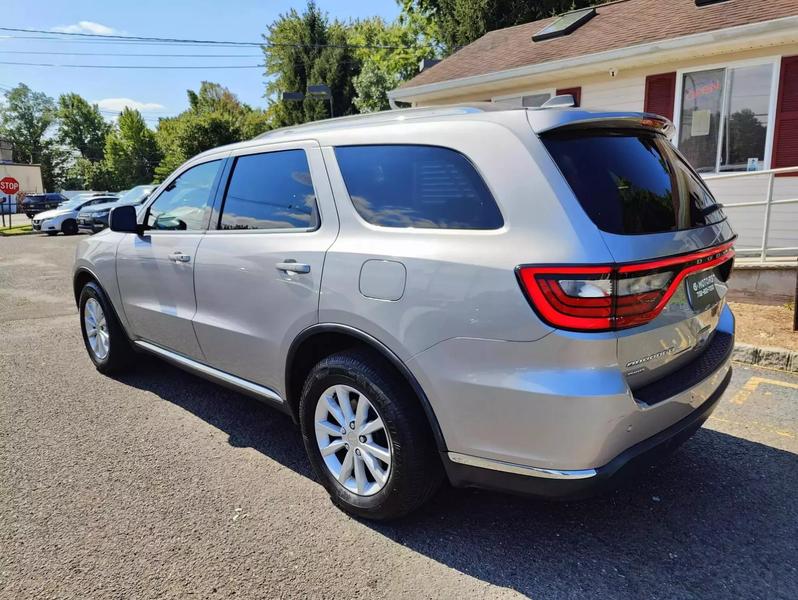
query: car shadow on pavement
116 358 798 599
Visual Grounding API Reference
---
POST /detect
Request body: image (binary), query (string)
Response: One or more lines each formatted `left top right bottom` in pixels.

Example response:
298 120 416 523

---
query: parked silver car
73 105 736 519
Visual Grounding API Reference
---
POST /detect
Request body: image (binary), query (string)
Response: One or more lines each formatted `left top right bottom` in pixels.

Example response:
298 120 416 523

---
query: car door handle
276 261 310 274
169 252 191 263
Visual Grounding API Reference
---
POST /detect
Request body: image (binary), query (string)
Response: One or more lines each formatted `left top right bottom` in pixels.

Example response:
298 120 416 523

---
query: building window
677 63 774 173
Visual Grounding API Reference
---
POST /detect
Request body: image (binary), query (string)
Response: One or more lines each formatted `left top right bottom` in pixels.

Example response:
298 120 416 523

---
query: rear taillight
517 242 734 332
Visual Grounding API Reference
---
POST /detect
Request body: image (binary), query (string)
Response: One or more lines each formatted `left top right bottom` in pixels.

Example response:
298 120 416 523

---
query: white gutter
389 15 798 101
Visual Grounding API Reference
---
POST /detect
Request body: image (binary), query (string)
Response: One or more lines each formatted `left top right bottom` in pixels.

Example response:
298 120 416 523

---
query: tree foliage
0 83 70 190
57 93 110 161
153 82 270 181
263 1 360 126
104 108 161 189
411 0 602 53
349 9 441 112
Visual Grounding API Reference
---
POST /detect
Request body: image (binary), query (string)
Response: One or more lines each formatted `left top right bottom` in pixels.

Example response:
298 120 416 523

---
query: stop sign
0 177 20 195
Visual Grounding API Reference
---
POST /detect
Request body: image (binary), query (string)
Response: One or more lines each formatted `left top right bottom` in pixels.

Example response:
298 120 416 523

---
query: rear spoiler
527 109 675 139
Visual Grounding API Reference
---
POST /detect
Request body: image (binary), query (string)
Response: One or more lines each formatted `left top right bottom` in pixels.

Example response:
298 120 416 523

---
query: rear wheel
62 219 78 235
79 282 132 374
299 351 442 520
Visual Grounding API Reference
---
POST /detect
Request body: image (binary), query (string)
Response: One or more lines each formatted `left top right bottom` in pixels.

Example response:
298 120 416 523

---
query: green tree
349 11 441 112
0 83 68 189
104 108 161 189
62 157 116 191
412 0 602 53
154 82 271 181
263 1 359 126
57 93 110 161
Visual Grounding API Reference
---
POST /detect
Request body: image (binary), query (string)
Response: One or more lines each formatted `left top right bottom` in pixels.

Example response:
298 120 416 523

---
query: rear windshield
541 129 726 235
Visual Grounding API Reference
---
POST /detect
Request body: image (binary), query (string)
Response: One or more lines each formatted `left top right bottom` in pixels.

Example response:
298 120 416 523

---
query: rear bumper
409 303 735 497
443 367 730 499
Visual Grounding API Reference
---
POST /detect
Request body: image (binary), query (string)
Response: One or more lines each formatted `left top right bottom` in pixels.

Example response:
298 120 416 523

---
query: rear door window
218 150 319 231
541 129 726 235
335 145 503 230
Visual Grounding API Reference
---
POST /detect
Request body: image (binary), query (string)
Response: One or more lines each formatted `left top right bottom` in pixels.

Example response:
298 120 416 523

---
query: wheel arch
285 324 448 453
73 267 100 306
73 266 132 340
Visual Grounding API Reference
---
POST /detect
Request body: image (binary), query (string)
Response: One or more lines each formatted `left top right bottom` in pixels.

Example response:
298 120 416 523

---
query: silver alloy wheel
84 297 110 360
314 384 392 496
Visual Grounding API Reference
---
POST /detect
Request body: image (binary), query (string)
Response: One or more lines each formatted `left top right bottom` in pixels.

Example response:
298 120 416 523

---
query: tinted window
335 145 503 229
542 130 726 235
147 160 221 231
219 150 318 231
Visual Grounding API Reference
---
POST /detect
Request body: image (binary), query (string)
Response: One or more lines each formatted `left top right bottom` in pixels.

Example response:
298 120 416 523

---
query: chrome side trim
134 340 284 405
447 452 598 480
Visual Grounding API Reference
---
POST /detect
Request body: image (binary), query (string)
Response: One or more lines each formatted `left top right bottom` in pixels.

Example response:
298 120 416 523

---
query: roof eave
389 15 798 102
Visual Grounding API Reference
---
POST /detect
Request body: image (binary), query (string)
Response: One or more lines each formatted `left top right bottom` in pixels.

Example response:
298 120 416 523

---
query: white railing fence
703 166 798 261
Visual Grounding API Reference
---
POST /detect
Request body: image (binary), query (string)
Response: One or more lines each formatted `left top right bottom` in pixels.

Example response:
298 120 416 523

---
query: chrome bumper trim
133 340 284 405
447 452 598 480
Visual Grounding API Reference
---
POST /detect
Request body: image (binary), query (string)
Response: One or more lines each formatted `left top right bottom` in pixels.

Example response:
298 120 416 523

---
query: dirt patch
729 300 797 351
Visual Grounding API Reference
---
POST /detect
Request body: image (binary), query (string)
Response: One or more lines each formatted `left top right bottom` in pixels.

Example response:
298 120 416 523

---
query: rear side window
219 150 319 231
335 145 503 230
542 129 726 235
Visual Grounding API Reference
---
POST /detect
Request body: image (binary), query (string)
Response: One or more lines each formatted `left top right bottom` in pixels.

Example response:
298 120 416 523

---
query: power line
0 26 423 50
0 61 262 69
0 50 264 58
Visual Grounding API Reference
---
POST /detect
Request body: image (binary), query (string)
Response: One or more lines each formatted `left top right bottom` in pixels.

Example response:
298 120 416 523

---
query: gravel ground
728 301 797 351
1 234 797 599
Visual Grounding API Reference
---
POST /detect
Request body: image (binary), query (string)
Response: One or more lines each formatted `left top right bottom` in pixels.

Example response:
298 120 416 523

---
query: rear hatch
523 112 735 399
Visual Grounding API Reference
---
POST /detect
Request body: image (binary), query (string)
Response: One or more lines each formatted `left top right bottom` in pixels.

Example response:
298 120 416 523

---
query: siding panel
580 76 645 112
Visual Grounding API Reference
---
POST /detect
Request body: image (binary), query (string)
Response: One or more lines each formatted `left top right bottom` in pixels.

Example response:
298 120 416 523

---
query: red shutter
556 86 581 107
644 72 676 121
772 55 798 169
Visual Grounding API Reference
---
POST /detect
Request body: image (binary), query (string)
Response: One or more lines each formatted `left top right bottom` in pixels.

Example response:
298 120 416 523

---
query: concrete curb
733 343 798 373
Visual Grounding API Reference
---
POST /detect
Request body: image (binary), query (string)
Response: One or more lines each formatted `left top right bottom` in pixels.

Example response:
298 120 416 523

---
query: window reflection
219 150 319 231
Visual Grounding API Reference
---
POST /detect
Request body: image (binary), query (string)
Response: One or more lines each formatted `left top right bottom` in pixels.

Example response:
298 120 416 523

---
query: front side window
678 63 773 173
218 150 319 231
147 160 221 231
335 145 503 230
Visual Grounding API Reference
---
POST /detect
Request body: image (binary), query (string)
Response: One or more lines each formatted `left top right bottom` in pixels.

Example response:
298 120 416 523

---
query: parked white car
33 195 118 236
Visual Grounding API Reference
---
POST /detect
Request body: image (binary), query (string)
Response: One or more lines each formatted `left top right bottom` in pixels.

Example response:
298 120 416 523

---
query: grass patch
0 224 35 236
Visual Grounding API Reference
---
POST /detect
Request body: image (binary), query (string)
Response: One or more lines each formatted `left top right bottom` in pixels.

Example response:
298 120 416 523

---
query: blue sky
1 0 401 125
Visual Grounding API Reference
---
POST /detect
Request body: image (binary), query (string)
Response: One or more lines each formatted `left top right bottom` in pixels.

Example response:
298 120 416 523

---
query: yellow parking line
708 415 795 439
730 376 798 405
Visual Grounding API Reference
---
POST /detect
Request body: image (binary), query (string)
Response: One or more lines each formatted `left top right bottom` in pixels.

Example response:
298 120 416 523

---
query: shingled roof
400 0 798 90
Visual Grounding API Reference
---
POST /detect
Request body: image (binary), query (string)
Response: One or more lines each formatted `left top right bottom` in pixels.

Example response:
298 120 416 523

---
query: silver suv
73 105 736 519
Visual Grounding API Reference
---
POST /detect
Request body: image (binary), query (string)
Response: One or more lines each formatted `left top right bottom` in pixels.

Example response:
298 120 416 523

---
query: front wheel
299 351 443 520
79 282 132 374
62 219 78 235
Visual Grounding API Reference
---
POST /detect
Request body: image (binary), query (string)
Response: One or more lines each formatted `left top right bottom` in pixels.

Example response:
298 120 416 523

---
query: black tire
299 350 443 520
62 219 78 235
78 281 133 374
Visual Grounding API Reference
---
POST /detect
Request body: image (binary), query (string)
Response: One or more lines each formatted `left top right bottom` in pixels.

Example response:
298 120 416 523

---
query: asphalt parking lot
2 233 797 599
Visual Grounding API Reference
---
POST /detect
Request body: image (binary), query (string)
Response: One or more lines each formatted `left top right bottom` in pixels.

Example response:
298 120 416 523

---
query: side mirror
109 204 141 234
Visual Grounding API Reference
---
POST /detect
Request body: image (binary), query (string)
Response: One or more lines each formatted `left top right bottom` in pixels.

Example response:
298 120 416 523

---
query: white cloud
52 21 118 35
96 98 166 113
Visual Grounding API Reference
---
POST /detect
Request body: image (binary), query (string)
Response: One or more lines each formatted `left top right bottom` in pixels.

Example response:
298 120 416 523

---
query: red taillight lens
517 242 734 332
